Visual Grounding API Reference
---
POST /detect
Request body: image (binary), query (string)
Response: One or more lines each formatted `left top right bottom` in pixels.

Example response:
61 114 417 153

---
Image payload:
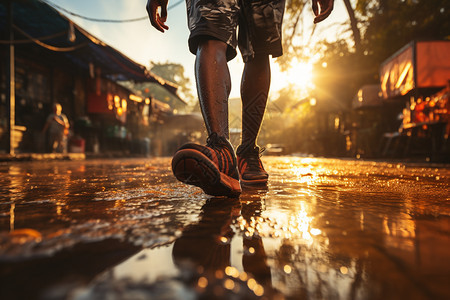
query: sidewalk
0 152 86 162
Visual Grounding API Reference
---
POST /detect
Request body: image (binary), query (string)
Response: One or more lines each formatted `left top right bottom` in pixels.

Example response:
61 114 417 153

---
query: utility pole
7 0 15 155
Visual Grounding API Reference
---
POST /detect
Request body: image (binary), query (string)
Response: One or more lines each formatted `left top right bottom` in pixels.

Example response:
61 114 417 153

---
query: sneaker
236 145 268 185
171 133 242 197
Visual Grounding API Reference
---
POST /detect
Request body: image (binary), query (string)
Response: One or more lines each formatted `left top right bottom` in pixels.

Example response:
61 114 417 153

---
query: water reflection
0 239 140 300
172 193 275 298
173 198 238 274
0 158 448 299
0 158 198 259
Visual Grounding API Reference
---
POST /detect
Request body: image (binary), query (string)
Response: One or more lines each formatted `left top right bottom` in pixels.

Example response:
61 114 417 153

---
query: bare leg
240 54 270 148
195 39 231 139
171 39 241 197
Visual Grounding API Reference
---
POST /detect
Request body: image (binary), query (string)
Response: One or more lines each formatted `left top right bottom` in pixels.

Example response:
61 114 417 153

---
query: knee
197 38 228 61
248 53 270 66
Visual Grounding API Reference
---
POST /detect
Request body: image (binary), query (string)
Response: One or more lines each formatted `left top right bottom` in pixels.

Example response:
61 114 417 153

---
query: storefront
378 40 450 159
0 0 181 155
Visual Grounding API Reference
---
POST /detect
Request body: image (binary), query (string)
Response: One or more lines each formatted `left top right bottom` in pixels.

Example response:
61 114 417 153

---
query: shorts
186 0 286 62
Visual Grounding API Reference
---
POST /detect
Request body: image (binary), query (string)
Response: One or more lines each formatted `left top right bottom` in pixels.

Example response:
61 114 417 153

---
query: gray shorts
186 0 286 62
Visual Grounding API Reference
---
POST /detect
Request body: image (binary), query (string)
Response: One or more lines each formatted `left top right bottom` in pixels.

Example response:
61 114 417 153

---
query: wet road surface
0 157 449 300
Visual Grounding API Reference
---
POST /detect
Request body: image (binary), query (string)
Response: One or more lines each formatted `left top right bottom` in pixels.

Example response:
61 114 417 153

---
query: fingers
156 13 169 32
158 5 169 31
160 4 168 20
312 0 319 16
313 0 334 24
146 0 169 32
151 11 168 32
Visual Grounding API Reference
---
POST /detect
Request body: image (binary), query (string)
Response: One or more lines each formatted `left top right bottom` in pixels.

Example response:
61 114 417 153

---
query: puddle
0 157 449 299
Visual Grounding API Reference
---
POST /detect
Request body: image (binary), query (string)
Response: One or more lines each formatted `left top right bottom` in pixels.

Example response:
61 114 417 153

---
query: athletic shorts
186 0 286 62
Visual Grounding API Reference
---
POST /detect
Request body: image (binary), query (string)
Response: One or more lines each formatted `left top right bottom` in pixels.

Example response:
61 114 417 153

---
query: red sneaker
236 145 268 186
171 133 241 197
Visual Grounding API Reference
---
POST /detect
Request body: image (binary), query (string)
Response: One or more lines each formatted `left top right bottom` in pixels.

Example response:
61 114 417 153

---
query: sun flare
271 59 315 95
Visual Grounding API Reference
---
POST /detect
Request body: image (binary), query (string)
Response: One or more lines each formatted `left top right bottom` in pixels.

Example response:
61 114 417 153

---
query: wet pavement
0 157 449 300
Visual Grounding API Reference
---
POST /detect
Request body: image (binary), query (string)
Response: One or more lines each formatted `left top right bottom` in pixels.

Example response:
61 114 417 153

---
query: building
379 41 450 159
350 41 450 160
0 0 182 156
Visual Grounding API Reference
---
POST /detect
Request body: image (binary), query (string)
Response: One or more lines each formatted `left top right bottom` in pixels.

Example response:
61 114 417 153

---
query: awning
0 0 181 100
380 41 450 99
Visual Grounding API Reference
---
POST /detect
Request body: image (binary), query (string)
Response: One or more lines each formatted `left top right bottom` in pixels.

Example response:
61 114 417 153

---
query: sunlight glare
271 59 315 94
286 60 314 88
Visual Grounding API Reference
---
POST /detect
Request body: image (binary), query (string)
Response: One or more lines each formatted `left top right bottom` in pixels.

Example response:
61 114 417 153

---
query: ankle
208 133 231 147
237 143 257 155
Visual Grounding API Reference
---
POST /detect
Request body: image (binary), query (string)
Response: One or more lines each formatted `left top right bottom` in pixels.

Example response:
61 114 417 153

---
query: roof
0 0 180 98
379 40 450 99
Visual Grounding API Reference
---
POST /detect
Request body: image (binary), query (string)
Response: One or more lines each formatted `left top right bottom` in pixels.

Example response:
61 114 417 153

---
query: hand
147 0 169 32
312 0 334 24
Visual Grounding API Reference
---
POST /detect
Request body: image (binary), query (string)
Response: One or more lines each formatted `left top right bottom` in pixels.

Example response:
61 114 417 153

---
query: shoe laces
242 147 265 171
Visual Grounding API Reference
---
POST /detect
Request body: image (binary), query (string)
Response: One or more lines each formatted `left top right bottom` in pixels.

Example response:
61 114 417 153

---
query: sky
48 0 350 99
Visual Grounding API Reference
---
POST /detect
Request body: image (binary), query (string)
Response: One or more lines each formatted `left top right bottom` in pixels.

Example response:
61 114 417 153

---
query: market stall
379 41 450 160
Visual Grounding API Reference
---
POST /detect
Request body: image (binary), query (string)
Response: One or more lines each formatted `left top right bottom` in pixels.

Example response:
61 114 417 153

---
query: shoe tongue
238 144 258 156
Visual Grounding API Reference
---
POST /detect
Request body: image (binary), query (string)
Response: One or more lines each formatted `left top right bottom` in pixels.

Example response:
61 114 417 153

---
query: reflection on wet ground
0 157 449 299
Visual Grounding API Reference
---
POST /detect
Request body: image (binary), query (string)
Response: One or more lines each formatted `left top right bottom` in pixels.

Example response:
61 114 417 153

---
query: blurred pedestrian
147 0 334 196
42 103 70 153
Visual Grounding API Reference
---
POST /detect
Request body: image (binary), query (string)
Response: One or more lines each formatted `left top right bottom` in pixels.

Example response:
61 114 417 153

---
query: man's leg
237 54 270 185
240 54 270 148
195 39 231 139
171 38 241 197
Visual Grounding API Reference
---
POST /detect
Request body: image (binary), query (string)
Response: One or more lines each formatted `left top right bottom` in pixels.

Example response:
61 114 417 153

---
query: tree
149 61 195 109
278 0 309 69
359 0 450 61
343 0 362 54
149 62 192 101
273 0 450 155
122 62 195 112
281 0 450 98
281 0 363 67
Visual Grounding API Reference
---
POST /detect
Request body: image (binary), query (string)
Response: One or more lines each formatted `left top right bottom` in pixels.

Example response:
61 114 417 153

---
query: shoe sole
172 149 241 197
239 175 268 186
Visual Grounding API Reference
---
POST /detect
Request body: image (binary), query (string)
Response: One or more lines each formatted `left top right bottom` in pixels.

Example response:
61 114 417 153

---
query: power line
0 30 67 44
13 25 88 52
0 0 186 50
0 0 185 52
39 0 185 23
0 26 87 52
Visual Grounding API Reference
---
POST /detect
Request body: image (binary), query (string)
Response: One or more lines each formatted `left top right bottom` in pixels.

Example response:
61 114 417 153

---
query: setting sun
271 59 315 96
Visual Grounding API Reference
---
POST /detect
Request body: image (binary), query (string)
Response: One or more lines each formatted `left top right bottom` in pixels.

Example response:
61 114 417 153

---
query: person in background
42 103 70 153
147 0 334 197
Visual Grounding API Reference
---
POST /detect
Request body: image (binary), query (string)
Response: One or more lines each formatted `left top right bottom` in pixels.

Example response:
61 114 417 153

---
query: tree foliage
150 62 191 96
359 0 450 61
149 61 194 109
268 0 450 154
122 62 194 112
281 0 450 105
